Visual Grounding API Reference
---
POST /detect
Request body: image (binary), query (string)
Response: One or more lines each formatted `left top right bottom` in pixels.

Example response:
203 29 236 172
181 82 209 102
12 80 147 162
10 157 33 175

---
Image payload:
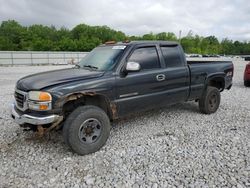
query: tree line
0 20 250 55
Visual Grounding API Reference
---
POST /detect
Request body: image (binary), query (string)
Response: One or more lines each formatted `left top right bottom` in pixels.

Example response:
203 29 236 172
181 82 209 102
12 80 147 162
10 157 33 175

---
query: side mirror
126 62 141 72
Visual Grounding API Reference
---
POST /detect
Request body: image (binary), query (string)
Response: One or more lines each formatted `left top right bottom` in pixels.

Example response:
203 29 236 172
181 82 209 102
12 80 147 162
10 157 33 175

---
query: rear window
161 46 183 68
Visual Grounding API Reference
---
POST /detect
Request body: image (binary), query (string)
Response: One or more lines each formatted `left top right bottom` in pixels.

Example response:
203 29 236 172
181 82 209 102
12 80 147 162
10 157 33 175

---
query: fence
0 51 88 65
0 51 245 66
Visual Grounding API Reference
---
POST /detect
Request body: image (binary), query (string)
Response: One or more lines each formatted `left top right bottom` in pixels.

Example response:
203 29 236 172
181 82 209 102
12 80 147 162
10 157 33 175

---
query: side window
128 47 160 70
161 46 183 67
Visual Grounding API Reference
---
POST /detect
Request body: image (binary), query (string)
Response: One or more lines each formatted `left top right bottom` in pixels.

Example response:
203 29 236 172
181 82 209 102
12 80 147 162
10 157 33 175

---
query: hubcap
78 118 102 144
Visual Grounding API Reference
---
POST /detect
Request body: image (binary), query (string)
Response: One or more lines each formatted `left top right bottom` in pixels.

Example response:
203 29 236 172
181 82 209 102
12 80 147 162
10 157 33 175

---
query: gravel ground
0 62 249 187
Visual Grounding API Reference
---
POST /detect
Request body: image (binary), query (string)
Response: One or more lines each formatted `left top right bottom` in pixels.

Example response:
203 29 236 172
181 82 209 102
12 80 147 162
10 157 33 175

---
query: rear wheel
63 105 111 155
199 86 221 114
244 80 250 87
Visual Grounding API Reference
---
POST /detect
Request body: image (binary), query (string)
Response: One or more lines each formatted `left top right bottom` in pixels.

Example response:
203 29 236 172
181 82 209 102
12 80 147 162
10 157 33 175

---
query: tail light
226 63 234 77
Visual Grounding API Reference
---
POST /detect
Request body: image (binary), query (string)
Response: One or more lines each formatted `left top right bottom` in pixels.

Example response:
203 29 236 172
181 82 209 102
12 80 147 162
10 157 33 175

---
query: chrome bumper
11 103 62 125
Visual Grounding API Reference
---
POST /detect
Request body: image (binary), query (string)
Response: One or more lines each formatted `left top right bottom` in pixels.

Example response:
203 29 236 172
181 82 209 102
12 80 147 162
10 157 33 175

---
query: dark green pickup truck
11 41 233 155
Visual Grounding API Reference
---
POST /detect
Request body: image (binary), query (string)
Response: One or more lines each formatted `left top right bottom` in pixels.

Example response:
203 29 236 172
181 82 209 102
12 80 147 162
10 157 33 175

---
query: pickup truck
244 62 250 87
11 41 234 155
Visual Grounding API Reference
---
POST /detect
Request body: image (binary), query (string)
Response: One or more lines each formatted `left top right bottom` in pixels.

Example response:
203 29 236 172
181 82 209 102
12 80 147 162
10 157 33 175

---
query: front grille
15 90 25 108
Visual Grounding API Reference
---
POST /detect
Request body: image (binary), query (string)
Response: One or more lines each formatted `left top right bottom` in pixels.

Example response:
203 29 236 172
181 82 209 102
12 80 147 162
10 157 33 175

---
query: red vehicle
244 62 250 87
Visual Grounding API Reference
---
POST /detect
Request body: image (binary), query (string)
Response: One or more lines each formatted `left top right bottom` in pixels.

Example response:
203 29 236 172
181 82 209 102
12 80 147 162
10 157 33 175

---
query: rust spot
67 95 78 101
110 103 118 119
60 92 97 105
37 125 45 137
44 116 64 133
35 116 64 138
83 91 96 96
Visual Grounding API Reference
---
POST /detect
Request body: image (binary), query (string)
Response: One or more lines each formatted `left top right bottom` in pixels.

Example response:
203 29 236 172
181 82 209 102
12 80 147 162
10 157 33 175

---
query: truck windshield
78 46 125 71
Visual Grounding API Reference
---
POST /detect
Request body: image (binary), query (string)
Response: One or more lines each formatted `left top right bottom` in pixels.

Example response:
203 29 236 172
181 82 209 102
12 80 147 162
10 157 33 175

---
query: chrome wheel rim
78 118 102 144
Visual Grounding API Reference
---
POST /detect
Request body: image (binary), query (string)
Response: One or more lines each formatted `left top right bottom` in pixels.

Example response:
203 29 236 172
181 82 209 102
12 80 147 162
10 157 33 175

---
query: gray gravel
0 62 249 187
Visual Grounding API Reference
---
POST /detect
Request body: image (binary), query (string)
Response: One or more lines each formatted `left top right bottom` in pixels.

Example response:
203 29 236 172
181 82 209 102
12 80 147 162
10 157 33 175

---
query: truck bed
187 57 232 63
186 59 233 101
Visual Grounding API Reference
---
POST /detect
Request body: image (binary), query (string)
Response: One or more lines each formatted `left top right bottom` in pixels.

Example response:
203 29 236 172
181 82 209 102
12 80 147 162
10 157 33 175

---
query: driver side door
114 45 166 117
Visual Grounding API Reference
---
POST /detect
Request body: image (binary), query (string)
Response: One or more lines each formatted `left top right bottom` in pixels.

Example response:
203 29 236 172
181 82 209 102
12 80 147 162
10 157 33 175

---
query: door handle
156 74 165 81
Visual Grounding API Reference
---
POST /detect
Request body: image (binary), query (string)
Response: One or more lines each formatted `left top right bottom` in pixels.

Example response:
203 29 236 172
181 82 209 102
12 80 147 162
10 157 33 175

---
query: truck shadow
113 101 200 125
16 101 200 156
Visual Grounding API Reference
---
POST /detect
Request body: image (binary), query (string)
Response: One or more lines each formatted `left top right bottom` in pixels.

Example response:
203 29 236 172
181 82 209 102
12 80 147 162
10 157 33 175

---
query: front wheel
199 86 221 114
63 105 111 155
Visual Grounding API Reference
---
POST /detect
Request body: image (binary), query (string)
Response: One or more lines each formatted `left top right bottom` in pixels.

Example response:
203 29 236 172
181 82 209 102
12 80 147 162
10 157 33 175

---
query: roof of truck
100 40 179 47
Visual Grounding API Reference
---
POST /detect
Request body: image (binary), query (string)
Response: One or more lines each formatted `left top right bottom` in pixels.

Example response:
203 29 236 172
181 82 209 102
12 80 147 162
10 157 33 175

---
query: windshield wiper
83 65 98 70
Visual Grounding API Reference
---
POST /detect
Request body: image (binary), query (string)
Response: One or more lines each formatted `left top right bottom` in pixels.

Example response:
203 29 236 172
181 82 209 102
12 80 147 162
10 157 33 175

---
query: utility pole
179 30 182 43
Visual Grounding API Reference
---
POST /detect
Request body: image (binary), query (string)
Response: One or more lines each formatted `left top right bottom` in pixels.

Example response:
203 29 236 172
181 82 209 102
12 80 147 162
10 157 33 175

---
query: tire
244 80 250 87
63 105 111 155
199 86 221 114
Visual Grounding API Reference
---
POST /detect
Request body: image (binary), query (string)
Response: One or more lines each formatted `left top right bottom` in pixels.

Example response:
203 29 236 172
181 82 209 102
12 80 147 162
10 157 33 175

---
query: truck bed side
187 60 234 101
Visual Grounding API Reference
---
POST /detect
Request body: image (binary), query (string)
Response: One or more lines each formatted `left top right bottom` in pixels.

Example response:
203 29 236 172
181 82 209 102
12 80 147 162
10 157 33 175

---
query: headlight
28 91 52 111
28 91 52 101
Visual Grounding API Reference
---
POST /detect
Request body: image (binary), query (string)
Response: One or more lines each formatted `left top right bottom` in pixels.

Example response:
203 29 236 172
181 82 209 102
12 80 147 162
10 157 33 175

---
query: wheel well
207 77 225 91
62 94 114 120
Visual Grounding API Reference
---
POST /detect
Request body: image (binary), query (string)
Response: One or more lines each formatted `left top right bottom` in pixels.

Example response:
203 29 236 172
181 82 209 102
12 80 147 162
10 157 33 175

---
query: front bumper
11 103 62 125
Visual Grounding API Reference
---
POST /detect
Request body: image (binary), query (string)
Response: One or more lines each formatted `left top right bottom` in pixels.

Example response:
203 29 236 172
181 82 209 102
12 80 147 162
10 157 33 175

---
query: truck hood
16 68 105 91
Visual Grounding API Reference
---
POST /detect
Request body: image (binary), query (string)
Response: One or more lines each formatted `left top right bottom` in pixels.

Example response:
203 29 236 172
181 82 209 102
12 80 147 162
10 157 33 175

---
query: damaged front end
11 88 65 137
11 103 64 136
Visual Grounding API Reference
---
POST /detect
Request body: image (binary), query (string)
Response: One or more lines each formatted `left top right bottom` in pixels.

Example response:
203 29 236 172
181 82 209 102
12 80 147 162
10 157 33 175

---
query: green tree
77 37 101 51
0 20 27 50
0 20 250 54
204 36 220 54
156 32 177 41
58 38 77 51
142 32 155 40
220 38 234 55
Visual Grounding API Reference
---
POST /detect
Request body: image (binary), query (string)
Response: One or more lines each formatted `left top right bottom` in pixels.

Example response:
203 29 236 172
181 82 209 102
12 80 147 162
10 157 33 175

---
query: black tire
199 86 221 114
244 80 250 87
63 105 111 155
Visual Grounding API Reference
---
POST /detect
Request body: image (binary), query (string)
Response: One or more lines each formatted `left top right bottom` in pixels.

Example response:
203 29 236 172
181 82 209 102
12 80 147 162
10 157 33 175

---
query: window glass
161 46 183 67
128 47 160 70
79 46 125 71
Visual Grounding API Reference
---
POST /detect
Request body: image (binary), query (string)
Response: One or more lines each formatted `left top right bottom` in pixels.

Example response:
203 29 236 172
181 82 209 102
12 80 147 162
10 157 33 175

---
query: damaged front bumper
11 103 62 125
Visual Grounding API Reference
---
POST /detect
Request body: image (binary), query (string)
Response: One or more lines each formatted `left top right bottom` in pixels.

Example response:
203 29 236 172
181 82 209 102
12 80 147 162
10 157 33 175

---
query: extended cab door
158 45 190 103
115 45 167 116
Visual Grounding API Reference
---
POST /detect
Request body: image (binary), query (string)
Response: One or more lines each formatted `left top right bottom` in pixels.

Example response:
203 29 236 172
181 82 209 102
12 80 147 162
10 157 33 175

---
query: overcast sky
0 0 249 41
